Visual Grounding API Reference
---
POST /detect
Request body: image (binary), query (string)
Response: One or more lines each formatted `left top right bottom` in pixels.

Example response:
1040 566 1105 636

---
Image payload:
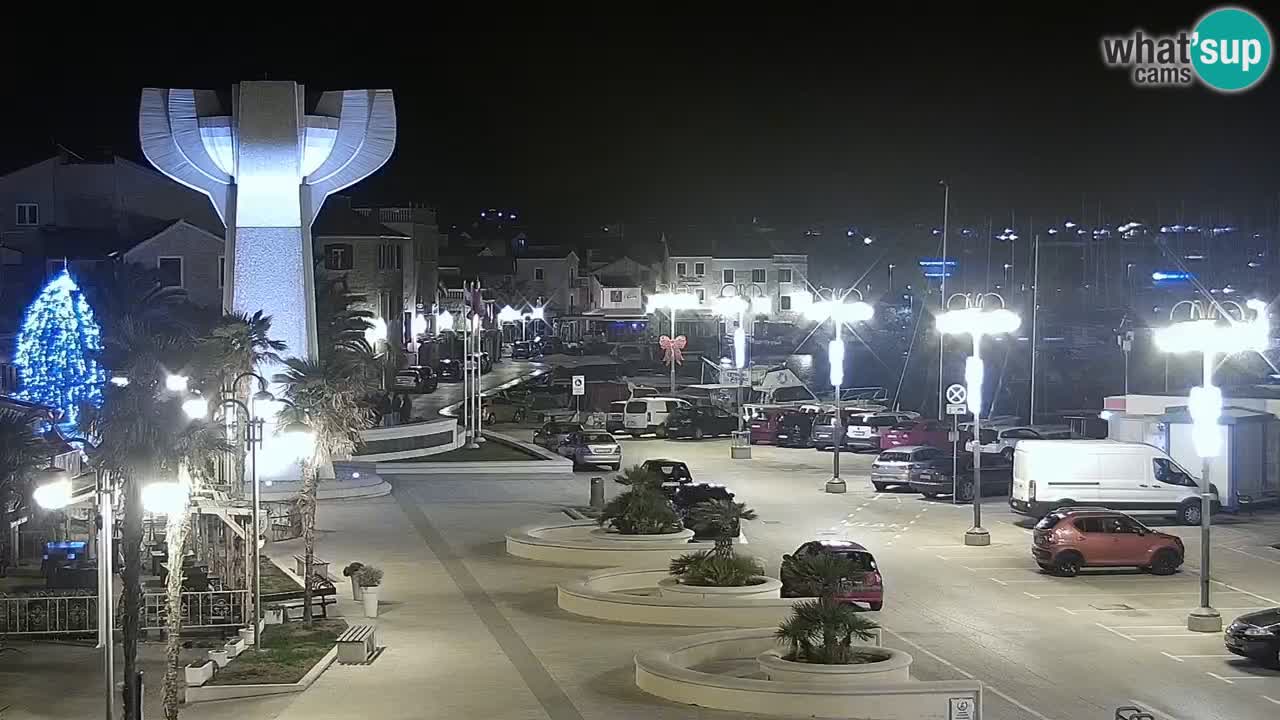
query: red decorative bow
659 335 687 365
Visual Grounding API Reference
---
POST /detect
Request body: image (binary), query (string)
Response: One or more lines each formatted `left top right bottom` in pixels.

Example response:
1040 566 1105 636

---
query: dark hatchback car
392 365 437 394
780 539 884 611
533 421 584 450
775 411 817 448
666 406 739 439
668 483 739 540
435 358 463 381
909 455 1014 501
1225 608 1280 667
640 458 694 485
511 341 538 359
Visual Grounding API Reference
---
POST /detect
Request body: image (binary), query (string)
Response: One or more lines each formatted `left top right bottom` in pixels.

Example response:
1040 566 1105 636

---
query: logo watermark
1101 6 1272 92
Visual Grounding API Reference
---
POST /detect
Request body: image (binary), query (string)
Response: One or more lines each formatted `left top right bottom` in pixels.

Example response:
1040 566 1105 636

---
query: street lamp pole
937 293 1020 546
938 180 950 420
1155 298 1269 633
647 292 700 395
805 289 873 494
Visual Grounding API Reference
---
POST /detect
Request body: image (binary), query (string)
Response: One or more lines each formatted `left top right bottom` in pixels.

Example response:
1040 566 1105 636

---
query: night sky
5 5 1278 231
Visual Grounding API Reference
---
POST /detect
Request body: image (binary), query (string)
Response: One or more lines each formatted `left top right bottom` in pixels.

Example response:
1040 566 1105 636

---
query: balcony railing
0 589 249 636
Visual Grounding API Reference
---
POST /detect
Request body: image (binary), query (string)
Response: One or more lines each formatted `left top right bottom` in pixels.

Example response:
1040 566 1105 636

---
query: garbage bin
730 430 751 459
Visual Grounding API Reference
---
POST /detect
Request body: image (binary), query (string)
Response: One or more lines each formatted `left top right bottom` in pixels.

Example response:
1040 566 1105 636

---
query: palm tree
613 463 662 490
197 311 287 386
684 498 757 555
0 408 47 575
775 553 880 665
273 354 375 623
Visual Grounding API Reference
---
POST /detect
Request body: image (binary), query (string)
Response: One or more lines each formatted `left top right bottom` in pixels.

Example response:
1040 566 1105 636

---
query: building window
780 295 792 311
534 267 544 281
751 268 766 283
325 244 353 270
378 243 402 270
778 268 793 283
722 269 734 284
158 257 183 288
695 288 706 302
15 203 38 226
610 290 624 303
694 262 705 276
218 256 225 288
677 261 687 276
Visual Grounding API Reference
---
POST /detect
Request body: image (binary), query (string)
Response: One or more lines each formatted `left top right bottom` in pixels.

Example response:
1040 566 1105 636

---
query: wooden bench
336 624 378 664
271 577 338 621
293 555 330 580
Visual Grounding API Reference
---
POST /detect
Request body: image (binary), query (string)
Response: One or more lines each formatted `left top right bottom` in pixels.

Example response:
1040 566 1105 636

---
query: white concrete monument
139 81 396 362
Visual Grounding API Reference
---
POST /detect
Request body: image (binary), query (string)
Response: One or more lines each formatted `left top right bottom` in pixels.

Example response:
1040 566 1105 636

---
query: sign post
945 384 967 506
572 375 585 419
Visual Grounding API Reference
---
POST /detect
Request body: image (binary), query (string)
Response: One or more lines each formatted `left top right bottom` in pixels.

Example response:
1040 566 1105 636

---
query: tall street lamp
936 293 1020 546
497 305 522 345
1155 298 1269 633
805 289 874 494
647 292 701 393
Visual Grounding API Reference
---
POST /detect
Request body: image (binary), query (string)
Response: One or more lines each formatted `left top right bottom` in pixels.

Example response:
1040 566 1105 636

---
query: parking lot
501 421 1280 719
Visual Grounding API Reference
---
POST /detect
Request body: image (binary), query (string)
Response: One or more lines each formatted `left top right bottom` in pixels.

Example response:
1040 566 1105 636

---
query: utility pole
938 180 950 420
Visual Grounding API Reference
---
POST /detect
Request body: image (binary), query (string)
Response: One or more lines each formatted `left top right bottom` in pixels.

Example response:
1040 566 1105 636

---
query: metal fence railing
0 589 249 636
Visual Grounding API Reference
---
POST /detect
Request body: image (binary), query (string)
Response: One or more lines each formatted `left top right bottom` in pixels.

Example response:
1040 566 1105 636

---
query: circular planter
657 576 782 600
756 647 912 686
588 527 695 543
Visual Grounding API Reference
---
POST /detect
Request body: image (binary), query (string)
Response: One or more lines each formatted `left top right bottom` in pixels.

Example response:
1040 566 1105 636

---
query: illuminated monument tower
139 82 396 362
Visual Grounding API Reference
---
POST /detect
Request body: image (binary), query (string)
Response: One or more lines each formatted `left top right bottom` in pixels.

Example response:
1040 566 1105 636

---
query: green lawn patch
258 556 302 595
399 439 543 462
209 619 347 685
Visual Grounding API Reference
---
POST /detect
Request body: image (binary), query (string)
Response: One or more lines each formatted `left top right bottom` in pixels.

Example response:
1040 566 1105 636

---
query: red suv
1031 508 1184 577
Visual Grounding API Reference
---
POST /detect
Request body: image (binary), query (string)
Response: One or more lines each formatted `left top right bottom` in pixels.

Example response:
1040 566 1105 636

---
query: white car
623 397 692 437
966 424 1071 462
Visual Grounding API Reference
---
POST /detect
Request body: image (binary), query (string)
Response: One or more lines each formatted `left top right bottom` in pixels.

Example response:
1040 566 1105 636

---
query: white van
1011 440 1218 525
623 397 692 437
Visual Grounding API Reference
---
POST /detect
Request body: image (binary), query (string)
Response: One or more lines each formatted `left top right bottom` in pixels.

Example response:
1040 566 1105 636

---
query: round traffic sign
945 383 967 404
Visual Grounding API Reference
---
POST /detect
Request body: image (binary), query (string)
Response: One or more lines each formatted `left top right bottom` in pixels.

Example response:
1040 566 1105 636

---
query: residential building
515 251 585 316
354 204 445 347
661 227 811 321
0 151 224 327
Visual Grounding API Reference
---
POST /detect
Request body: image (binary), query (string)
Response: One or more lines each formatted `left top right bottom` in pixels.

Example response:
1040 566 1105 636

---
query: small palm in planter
775 553 882 664
356 565 383 618
684 498 757 554
669 550 765 586
613 464 663 490
342 562 365 600
598 473 682 535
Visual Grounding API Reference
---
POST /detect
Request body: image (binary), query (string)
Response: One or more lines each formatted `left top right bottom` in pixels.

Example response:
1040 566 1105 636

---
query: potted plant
238 626 255 646
184 658 215 687
225 635 246 658
759 553 909 684
342 561 365 600
684 498 757 555
357 565 384 618
664 498 770 595
208 647 231 669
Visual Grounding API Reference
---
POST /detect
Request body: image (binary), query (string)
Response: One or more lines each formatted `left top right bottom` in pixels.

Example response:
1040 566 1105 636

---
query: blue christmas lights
14 269 106 428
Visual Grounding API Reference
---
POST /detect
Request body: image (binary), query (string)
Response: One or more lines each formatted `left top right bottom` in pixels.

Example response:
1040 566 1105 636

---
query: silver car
557 431 622 470
870 445 945 492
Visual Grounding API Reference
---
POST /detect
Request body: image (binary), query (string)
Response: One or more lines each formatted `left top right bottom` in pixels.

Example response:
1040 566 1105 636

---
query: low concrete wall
375 430 574 476
635 628 982 719
558 568 798 626
506 521 708 567
657 576 781 600
185 646 337 703
356 418 460 461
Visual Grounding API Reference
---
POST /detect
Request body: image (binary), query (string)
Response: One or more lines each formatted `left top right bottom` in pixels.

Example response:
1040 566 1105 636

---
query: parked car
967 424 1071 462
666 406 738 439
639 458 694 485
810 409 878 450
556 430 622 470
623 397 693 437
606 400 628 433
775 411 817 448
392 365 437 394
1011 440 1219 524
483 396 527 424
780 539 884 611
435 358 463 381
881 419 951 450
748 408 786 445
533 421 583 450
870 445 947 492
511 341 538 359
1225 609 1280 668
668 482 739 541
845 411 918 452
909 454 1013 501
1031 508 1184 576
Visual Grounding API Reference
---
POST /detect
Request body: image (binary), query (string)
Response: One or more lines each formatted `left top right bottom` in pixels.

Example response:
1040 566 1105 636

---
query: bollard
589 477 605 509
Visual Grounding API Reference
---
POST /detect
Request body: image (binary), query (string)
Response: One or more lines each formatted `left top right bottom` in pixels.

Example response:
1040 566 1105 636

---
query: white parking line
1107 625 1187 629
1129 633 1213 638
936 554 1025 560
990 578 1008 586
1211 580 1280 606
1165 653 1236 660
1208 672 1236 684
1095 623 1135 641
1223 546 1280 566
1263 695 1280 705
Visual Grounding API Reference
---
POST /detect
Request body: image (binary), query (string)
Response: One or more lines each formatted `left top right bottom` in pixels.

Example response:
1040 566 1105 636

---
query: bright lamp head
33 470 72 510
182 397 208 420
142 481 187 515
164 374 189 393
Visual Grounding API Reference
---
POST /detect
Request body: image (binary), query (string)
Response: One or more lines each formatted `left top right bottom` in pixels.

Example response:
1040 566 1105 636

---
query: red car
881 419 951 450
749 409 786 444
780 539 884 611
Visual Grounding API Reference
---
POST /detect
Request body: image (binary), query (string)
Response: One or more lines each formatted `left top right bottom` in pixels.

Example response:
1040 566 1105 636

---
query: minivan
1010 440 1219 525
623 397 693 437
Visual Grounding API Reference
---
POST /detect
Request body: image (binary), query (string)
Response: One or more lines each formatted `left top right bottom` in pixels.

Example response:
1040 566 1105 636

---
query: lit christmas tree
15 269 106 428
